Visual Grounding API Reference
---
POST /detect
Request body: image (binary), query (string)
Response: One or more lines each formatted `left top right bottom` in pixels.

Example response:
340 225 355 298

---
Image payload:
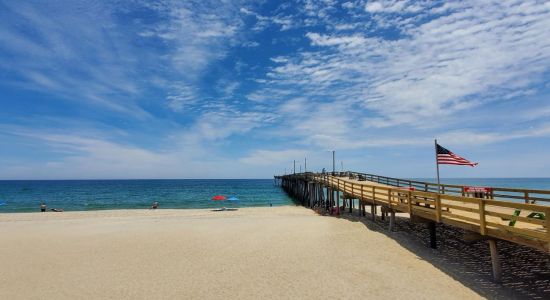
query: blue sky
1 0 550 179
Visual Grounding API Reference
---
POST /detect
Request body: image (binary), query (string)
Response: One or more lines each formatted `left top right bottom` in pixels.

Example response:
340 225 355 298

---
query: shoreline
0 204 293 216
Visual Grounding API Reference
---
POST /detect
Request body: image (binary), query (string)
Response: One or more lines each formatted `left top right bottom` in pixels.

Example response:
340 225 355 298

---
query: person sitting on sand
40 202 46 212
151 201 158 209
51 208 63 212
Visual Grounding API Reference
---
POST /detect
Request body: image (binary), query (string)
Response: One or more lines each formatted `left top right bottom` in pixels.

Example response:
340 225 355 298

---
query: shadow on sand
211 208 239 212
321 209 550 299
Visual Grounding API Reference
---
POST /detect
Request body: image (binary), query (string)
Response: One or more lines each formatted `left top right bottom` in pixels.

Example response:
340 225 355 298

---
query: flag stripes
436 144 478 167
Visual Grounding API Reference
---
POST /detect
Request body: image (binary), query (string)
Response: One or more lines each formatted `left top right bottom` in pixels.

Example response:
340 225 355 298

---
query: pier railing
280 172 550 253
345 171 550 204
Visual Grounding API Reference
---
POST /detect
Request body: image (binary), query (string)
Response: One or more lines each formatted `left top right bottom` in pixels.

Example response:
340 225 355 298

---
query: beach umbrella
211 195 226 201
227 196 239 202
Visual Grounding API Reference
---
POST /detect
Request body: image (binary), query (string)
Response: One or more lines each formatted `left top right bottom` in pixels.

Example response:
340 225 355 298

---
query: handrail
294 171 550 203
343 171 550 204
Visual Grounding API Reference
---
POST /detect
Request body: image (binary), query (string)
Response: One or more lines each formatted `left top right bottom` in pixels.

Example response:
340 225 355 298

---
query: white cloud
365 2 384 13
216 80 241 98
139 1 247 111
240 149 308 166
0 122 278 179
242 41 260 47
166 84 198 112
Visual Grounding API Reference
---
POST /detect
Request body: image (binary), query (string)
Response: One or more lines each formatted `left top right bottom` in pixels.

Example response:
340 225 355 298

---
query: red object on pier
397 187 415 191
464 187 492 193
211 195 226 201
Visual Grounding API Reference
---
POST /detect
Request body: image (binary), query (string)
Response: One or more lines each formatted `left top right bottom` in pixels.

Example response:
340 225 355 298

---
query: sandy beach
0 206 482 299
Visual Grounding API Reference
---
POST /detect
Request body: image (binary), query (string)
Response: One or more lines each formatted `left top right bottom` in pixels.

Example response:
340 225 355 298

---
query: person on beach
40 202 46 212
151 201 158 209
51 208 63 212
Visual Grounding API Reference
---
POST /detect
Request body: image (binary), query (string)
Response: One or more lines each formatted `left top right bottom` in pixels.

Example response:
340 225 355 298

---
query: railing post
349 182 355 213
546 207 550 252
435 194 441 222
361 184 365 216
479 199 486 235
408 190 413 214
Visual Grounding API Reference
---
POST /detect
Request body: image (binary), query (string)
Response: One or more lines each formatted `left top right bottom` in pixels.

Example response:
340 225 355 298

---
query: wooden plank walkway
317 174 549 253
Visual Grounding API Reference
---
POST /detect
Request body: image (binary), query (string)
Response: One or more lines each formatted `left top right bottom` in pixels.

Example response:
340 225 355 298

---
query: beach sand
0 206 482 299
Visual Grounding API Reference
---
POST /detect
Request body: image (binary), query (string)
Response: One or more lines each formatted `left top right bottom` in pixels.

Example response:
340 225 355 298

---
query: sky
1 0 550 179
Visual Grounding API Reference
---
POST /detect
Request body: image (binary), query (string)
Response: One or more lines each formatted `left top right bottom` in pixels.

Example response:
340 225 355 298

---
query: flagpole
435 139 441 189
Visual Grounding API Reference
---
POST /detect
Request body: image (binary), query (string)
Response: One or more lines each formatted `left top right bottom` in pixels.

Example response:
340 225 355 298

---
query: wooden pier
276 171 550 282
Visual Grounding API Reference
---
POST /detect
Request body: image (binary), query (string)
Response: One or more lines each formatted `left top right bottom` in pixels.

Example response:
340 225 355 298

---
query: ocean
1 178 550 213
0 179 293 213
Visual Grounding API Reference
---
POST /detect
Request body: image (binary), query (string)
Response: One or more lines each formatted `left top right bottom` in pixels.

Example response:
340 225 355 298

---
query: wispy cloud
248 0 550 150
240 149 308 166
141 1 243 77
0 1 150 118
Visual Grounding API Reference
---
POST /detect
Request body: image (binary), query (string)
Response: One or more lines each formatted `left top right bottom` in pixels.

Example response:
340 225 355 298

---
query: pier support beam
389 209 396 232
336 190 340 215
370 204 375 221
428 222 437 249
488 240 502 282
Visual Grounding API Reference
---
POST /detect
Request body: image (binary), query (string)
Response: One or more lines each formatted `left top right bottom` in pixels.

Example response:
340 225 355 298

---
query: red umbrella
211 195 226 201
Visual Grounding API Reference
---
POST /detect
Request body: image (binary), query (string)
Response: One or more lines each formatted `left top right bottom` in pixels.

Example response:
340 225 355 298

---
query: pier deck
321 175 548 251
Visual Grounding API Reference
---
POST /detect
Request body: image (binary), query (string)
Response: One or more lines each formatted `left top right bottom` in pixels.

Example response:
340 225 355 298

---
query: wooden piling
389 209 395 232
336 190 340 215
488 240 502 282
428 222 437 249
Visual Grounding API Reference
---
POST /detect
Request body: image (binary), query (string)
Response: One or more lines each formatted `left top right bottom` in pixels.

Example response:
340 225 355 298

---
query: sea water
0 179 294 213
2 178 550 213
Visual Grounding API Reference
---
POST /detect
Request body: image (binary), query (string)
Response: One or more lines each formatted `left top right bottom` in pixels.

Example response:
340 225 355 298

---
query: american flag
436 144 478 167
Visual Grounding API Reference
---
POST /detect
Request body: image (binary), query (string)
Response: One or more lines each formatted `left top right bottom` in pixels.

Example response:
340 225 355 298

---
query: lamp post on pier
332 151 336 174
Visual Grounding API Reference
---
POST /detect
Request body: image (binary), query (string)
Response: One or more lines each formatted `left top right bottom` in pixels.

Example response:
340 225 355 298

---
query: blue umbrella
227 196 240 202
